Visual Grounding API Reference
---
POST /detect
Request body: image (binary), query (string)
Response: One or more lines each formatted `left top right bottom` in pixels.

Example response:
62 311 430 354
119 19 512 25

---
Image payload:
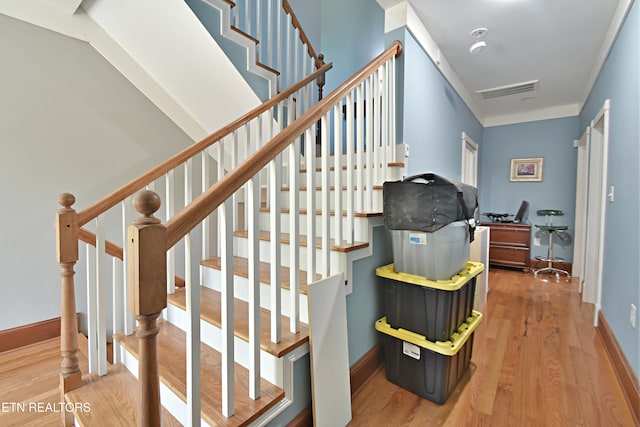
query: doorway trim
582 99 610 327
572 127 590 292
461 132 478 186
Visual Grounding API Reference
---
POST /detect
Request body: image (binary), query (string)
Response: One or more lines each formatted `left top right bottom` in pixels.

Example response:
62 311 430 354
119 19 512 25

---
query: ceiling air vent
476 80 539 99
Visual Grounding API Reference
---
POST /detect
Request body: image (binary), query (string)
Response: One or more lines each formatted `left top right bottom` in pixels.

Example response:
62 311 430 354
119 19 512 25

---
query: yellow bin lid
376 262 484 291
375 310 483 356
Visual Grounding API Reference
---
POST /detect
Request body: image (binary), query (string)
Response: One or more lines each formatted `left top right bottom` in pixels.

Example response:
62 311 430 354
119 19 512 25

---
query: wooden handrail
282 0 322 68
76 62 333 227
78 228 124 260
165 41 402 248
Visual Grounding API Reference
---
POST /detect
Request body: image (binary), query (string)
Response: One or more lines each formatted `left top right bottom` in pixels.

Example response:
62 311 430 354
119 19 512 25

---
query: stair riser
256 211 373 242
165 303 284 387
278 188 383 212
232 234 348 275
282 165 404 188
201 266 310 324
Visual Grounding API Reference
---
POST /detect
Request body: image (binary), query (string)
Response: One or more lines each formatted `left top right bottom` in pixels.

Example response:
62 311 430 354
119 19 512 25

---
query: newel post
128 190 166 427
316 53 326 152
56 193 82 426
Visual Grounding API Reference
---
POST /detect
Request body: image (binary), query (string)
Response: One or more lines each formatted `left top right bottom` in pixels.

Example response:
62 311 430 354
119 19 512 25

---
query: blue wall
392 28 483 180
479 117 581 261
319 0 386 94
579 0 640 377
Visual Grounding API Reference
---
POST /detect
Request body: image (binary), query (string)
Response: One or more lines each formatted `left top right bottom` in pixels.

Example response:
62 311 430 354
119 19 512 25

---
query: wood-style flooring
349 268 637 426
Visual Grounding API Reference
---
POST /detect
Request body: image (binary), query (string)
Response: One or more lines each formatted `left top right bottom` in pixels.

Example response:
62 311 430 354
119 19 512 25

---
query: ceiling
403 0 629 126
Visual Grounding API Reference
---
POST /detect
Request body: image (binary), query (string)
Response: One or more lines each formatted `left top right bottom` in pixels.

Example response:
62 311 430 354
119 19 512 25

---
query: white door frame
582 99 610 327
461 132 479 186
572 127 590 291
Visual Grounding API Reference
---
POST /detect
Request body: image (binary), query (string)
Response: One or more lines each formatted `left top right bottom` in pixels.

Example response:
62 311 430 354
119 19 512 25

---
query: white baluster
391 57 397 162
201 152 210 261
305 126 316 281
365 75 374 212
248 172 261 399
373 69 381 187
185 231 202 426
334 104 343 245
166 171 176 295
356 83 365 213
221 196 235 417
95 215 107 376
112 258 122 364
285 13 292 89
121 199 134 336
289 132 300 334
269 152 282 344
86 244 97 374
381 63 389 184
267 0 274 69
320 113 330 278
293 28 300 86
276 0 283 90
245 0 251 35
345 91 355 244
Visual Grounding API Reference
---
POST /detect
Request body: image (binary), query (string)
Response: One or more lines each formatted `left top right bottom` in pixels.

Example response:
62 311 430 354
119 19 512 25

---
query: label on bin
408 232 427 245
402 341 421 360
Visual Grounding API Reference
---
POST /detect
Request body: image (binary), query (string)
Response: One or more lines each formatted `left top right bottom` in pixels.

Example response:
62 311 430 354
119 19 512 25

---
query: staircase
53 2 404 426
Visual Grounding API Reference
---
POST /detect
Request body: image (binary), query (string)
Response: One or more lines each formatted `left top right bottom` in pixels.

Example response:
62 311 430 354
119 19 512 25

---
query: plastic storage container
375 310 482 404
390 220 470 279
377 262 483 342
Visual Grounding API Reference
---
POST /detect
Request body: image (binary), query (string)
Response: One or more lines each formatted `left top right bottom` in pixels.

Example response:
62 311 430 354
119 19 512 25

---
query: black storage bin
375 311 482 404
377 262 483 342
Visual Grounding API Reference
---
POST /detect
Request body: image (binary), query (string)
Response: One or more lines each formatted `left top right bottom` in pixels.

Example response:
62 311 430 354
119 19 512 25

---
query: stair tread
115 321 284 427
281 185 383 191
66 363 181 427
168 286 309 358
201 256 319 294
233 230 369 253
259 207 383 217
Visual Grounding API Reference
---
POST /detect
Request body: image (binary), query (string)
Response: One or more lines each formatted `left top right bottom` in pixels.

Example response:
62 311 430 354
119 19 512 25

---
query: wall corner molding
0 314 81 353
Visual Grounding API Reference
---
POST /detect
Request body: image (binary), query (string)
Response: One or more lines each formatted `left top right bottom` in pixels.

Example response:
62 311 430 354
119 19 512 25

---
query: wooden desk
481 222 531 271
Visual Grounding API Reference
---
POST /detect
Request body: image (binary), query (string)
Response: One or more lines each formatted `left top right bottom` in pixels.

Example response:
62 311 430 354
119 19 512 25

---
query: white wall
0 15 194 330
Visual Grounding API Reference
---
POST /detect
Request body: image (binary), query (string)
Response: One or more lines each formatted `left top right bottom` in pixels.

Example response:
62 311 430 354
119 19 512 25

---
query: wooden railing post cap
58 193 76 211
133 190 161 222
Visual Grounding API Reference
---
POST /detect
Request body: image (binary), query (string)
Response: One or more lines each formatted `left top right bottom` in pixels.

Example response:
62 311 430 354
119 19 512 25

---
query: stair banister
56 193 82 427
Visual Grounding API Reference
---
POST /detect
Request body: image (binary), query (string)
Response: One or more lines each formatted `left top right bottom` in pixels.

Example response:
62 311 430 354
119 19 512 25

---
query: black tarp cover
383 173 479 235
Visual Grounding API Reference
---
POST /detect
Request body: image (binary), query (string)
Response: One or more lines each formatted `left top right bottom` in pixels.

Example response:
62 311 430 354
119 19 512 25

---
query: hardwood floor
349 269 637 426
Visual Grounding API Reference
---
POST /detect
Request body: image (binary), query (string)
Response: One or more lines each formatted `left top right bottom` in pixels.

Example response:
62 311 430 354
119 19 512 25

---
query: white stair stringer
200 0 278 95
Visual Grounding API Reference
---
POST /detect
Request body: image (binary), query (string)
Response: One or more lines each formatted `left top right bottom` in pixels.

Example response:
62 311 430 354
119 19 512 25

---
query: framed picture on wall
510 157 543 182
